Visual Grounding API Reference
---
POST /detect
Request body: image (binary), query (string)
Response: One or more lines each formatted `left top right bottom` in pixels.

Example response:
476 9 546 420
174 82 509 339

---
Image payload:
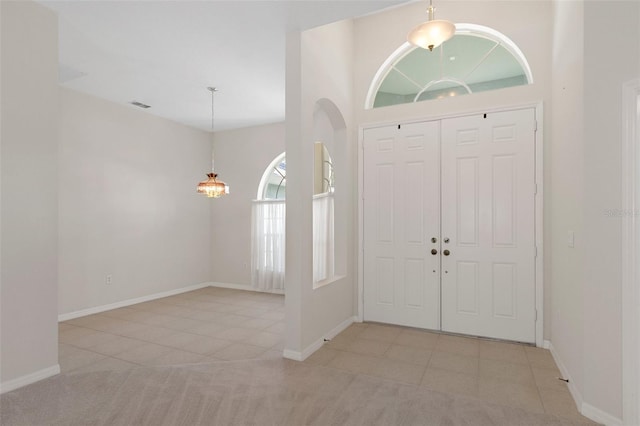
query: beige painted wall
582 1 639 418
58 88 212 315
549 0 585 401
1 0 59 386
285 18 357 355
209 121 285 288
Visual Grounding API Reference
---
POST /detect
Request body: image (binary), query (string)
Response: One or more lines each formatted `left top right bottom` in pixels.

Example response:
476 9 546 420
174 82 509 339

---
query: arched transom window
366 24 533 109
257 153 286 200
252 152 287 293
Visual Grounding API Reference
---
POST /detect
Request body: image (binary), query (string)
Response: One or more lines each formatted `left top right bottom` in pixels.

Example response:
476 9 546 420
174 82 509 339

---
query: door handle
431 249 438 255
443 249 450 256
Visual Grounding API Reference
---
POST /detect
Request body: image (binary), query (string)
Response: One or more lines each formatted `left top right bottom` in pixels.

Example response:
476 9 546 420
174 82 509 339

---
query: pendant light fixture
197 87 229 198
407 0 456 52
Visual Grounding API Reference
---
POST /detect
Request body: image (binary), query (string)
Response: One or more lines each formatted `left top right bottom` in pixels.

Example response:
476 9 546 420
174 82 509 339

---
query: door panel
363 122 440 330
362 108 536 343
456 157 480 246
441 108 536 343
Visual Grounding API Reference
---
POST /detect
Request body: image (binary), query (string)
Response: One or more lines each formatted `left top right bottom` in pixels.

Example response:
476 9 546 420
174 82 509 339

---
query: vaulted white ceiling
39 1 408 132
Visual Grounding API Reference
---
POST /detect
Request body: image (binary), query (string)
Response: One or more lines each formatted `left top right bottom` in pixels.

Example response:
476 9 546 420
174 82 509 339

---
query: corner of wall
549 341 623 426
1 0 59 387
0 365 60 395
283 315 356 361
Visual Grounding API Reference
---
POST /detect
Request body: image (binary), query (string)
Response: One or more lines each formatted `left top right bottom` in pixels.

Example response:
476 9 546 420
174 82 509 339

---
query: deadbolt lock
444 238 450 243
431 237 437 243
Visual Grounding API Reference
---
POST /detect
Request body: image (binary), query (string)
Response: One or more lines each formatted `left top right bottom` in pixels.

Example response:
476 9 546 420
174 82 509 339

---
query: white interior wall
0 0 59 389
354 1 552 339
582 1 639 420
353 1 554 338
285 31 304 354
58 88 212 315
549 0 585 404
4 3 636 420
285 19 357 357
354 0 639 421
209 121 285 288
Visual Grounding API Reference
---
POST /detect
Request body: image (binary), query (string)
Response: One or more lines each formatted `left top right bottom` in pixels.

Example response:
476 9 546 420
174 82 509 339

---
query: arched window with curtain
251 153 286 292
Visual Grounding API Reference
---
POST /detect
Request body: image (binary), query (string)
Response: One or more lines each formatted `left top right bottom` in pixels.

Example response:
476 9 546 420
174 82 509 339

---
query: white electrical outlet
105 274 113 285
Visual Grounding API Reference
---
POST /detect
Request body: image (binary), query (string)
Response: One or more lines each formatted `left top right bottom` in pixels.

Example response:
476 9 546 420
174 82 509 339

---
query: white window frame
257 152 286 200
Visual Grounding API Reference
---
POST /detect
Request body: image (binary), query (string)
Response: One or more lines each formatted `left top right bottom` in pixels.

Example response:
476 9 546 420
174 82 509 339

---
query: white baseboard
282 349 304 361
58 282 212 322
59 281 286 322
548 341 622 426
210 281 284 295
324 316 357 340
548 341 583 410
582 402 623 426
283 316 356 362
0 364 60 394
542 339 551 349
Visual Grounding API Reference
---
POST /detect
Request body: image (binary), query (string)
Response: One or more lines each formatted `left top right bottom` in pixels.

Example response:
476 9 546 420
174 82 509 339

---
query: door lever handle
443 249 450 256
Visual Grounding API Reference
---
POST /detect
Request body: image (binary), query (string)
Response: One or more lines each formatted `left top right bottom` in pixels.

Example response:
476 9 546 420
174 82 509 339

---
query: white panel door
363 122 441 330
440 108 536 342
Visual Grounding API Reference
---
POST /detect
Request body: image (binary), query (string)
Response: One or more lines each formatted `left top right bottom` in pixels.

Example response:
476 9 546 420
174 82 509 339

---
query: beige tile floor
305 322 589 422
59 287 285 374
59 287 590 424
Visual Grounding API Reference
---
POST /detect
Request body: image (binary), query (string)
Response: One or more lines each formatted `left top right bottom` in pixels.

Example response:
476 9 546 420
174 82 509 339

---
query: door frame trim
357 102 545 347
621 78 640 426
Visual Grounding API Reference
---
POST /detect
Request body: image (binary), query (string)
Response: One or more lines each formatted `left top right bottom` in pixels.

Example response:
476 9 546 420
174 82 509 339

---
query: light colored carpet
1 358 597 426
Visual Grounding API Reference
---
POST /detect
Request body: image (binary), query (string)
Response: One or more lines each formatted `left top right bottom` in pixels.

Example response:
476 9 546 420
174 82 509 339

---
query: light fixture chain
197 86 228 198
208 87 218 172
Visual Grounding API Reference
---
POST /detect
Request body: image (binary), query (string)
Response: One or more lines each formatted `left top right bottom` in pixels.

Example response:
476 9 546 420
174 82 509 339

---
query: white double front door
363 108 536 343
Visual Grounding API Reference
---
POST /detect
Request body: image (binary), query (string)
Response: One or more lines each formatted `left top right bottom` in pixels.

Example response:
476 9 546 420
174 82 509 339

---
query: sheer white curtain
313 194 335 283
251 200 286 291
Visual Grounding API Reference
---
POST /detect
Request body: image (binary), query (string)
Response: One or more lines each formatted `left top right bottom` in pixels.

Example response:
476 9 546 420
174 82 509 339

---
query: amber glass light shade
197 173 229 198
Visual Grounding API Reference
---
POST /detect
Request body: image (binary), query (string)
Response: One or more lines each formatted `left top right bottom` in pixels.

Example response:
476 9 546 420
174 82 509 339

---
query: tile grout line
61 329 278 366
59 290 285 373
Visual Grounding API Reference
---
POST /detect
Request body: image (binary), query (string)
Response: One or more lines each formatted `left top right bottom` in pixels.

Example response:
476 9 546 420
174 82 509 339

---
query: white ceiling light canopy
407 0 455 52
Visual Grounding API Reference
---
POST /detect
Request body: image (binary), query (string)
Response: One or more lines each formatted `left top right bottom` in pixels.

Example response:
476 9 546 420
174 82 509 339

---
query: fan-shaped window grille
257 153 286 200
367 24 533 109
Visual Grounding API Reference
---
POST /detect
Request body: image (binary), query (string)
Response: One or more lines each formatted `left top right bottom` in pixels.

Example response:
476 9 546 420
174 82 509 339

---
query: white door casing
622 79 640 426
362 107 537 343
440 109 536 343
363 121 441 330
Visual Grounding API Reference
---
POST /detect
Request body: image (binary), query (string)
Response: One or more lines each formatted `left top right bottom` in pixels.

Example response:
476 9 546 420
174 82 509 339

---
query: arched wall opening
313 98 348 287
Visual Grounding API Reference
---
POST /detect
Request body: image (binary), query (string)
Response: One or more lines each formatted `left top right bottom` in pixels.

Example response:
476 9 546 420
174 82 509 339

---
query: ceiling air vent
130 101 151 109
